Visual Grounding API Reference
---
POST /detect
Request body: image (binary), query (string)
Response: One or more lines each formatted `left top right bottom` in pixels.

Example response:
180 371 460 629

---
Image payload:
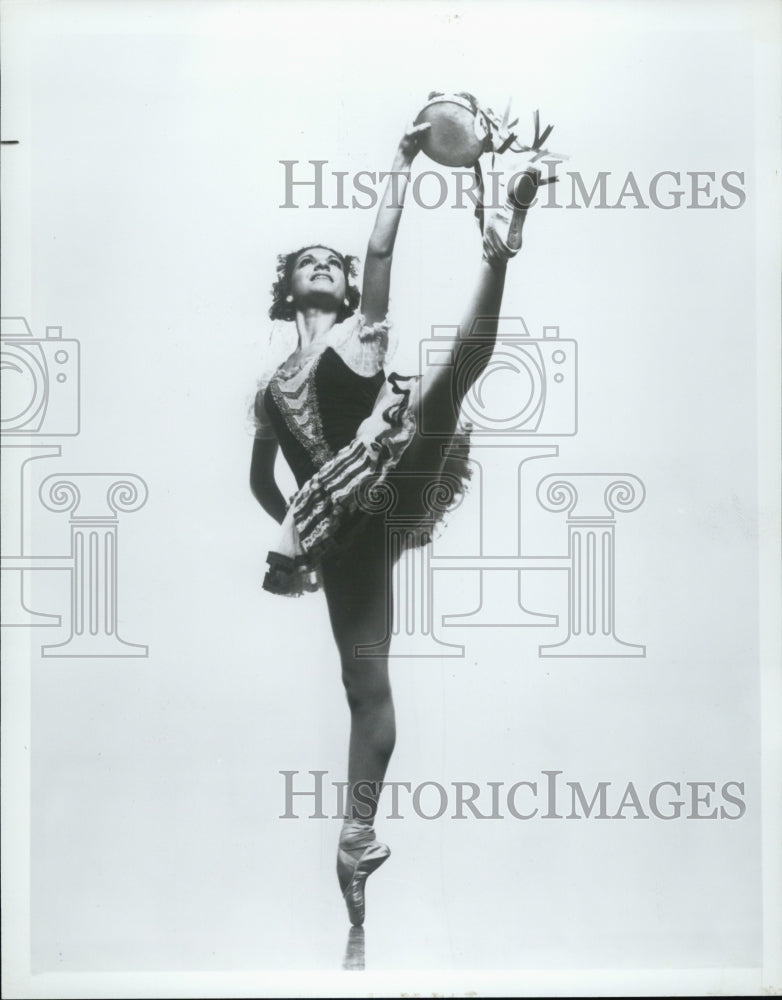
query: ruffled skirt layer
262 372 472 596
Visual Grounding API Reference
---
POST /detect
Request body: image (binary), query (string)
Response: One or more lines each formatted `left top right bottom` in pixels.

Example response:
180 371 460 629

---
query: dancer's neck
295 308 338 352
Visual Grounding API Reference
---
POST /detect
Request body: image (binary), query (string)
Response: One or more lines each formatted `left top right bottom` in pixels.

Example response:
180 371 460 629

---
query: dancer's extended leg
394 165 540 491
393 256 508 489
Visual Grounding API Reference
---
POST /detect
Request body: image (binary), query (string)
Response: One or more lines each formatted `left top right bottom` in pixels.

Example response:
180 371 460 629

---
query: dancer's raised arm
360 122 430 325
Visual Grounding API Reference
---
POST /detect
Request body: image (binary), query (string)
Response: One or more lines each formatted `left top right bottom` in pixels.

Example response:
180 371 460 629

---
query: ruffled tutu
262 372 472 596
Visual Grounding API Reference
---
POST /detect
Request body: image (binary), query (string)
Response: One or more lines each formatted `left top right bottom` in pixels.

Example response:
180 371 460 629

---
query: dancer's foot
482 163 542 267
336 820 391 927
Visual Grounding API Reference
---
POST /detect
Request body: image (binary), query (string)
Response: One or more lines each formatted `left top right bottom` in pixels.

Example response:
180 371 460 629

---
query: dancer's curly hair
269 246 361 322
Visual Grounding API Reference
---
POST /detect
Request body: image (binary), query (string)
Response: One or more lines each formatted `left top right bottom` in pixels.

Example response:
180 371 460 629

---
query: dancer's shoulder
330 313 393 377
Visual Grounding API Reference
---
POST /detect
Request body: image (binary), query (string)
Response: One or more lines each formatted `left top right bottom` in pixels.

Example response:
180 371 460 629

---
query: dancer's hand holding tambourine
395 121 432 169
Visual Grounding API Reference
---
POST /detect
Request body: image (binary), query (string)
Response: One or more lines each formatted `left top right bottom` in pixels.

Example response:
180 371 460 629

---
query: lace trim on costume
269 352 333 469
332 314 393 377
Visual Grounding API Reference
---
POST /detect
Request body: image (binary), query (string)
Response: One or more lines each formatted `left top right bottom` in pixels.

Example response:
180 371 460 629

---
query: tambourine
414 90 562 169
414 93 491 167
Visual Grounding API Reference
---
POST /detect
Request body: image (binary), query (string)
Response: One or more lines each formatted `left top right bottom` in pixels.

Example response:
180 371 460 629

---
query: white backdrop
2 1 780 995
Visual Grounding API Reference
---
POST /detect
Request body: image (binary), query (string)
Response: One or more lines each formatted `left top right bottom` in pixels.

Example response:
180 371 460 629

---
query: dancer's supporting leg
322 515 394 824
321 515 394 925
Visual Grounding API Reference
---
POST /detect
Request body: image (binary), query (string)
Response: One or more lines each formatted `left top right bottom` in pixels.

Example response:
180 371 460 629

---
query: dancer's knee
341 660 392 714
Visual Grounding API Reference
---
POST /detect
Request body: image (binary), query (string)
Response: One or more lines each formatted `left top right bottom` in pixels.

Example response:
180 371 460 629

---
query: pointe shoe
337 839 391 927
482 165 542 266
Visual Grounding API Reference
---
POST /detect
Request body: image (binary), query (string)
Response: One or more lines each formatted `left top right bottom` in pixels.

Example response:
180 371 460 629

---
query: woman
250 120 543 926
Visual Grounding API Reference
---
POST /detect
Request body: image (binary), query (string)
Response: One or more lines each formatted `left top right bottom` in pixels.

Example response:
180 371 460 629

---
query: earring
343 298 349 306
285 294 293 303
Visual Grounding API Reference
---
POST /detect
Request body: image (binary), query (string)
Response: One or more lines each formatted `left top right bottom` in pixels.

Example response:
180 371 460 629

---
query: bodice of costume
264 347 385 486
255 317 390 488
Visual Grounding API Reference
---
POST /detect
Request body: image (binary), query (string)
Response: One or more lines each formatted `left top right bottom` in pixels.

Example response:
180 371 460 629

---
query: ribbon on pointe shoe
483 103 568 164
472 106 566 235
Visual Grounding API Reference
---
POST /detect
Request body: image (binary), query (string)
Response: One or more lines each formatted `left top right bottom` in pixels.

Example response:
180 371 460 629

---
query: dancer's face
289 246 348 311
